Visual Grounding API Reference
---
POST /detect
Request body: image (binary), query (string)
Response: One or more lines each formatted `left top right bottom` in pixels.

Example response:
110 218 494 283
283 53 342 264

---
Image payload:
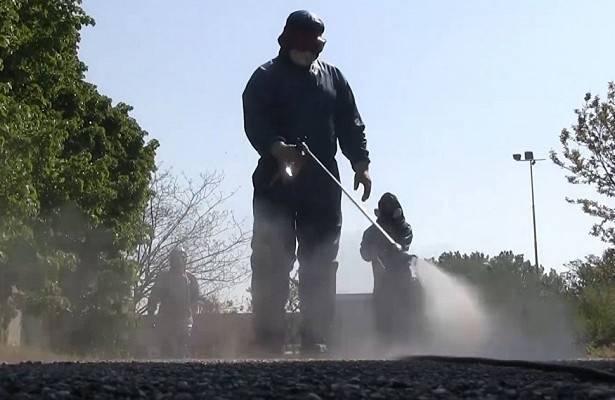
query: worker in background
148 246 200 358
360 193 416 348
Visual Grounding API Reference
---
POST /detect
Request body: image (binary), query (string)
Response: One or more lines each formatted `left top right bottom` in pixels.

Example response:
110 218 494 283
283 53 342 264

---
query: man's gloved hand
353 161 372 201
270 141 306 184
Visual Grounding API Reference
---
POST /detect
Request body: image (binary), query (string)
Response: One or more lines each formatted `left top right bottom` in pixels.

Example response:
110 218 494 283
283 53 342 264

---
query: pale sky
79 1 614 294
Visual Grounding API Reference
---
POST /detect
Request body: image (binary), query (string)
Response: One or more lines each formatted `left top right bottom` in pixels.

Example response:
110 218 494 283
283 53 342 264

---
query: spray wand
295 141 402 251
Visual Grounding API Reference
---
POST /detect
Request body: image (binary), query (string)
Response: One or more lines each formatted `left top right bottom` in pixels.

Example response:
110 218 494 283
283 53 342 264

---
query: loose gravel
2 359 615 399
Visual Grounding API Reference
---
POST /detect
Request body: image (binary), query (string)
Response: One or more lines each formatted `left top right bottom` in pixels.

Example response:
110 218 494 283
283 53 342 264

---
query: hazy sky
79 1 615 294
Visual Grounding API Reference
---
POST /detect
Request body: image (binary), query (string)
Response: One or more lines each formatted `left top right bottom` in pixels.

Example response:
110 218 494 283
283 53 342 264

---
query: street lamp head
513 154 522 161
524 151 534 161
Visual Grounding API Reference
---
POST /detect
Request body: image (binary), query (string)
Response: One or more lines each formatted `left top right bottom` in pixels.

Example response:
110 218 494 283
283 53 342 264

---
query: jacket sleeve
334 69 370 170
188 273 200 305
242 67 285 157
360 226 377 262
399 222 413 251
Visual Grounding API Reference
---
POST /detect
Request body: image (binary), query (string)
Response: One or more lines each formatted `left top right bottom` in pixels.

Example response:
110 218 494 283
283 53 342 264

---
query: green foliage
577 285 615 347
436 251 580 352
550 81 615 348
0 0 158 353
437 249 615 349
565 250 615 346
436 250 567 302
566 249 615 295
551 82 615 245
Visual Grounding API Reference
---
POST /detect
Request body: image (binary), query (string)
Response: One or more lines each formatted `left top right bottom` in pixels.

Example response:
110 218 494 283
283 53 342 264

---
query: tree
132 169 249 314
0 0 158 353
550 83 615 349
436 250 562 304
0 86 42 334
551 82 615 245
564 250 615 347
0 0 84 339
566 249 615 296
436 251 580 358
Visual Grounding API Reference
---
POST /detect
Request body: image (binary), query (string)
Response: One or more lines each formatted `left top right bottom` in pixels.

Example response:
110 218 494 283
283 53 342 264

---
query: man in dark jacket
243 10 372 355
360 193 415 348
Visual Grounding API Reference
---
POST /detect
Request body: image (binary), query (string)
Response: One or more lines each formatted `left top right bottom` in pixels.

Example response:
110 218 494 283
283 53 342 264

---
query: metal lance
297 141 402 251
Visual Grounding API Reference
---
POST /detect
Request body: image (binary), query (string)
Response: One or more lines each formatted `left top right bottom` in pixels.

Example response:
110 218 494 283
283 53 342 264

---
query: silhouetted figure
360 193 415 348
148 247 200 358
243 10 372 356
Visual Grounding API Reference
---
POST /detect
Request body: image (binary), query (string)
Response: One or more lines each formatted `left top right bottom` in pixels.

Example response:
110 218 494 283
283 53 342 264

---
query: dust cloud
354 259 583 361
410 259 491 356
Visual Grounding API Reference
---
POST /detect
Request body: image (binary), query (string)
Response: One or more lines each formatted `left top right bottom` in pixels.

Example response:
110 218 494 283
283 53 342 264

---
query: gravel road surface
2 358 615 399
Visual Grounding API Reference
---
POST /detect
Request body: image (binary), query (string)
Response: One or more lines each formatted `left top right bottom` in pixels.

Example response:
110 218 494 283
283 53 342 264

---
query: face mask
289 49 317 67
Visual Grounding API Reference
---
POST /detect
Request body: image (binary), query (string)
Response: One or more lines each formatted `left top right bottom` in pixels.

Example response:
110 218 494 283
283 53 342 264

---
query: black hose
398 355 615 384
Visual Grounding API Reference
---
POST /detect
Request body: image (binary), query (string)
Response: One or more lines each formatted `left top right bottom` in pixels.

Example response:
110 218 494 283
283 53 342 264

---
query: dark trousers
155 317 191 359
250 158 342 351
373 266 413 346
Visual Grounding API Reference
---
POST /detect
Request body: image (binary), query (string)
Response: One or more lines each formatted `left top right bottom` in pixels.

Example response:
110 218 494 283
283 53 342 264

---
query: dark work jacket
360 218 413 271
243 52 369 189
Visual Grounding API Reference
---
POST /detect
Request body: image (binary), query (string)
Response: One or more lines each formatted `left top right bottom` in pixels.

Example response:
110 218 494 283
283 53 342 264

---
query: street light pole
529 160 538 269
513 151 544 269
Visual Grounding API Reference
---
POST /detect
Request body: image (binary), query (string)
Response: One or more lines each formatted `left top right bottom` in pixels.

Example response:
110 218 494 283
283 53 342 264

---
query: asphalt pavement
2 358 615 399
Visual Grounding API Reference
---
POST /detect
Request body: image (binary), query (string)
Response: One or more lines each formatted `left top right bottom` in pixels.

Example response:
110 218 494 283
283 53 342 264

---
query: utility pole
513 151 544 268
